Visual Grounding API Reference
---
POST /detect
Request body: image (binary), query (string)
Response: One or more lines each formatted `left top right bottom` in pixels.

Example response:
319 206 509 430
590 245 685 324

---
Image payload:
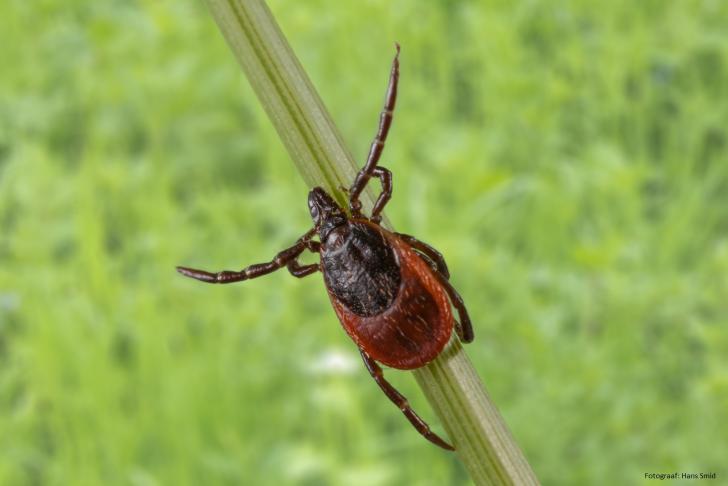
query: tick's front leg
177 229 317 284
349 45 400 217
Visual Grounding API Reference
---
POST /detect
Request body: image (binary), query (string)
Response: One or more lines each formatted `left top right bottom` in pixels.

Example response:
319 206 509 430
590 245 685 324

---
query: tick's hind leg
177 229 317 284
359 350 455 451
349 45 400 217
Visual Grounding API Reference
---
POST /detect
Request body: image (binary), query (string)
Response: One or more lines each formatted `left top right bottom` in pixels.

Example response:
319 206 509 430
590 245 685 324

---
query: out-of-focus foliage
1 1 727 484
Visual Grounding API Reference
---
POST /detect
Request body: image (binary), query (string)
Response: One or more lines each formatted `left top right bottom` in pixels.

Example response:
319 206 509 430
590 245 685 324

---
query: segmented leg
349 45 400 217
359 350 455 451
395 233 450 279
177 229 317 284
287 239 321 277
287 260 319 278
398 235 470 341
430 270 474 343
369 167 392 224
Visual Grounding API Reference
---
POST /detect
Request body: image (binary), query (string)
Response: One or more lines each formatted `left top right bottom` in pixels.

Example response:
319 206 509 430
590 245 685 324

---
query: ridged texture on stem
414 339 539 484
204 0 540 484
204 0 363 209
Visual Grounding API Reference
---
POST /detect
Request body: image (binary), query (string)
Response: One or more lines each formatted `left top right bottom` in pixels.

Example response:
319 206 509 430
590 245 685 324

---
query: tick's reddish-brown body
176 45 473 451
325 220 453 370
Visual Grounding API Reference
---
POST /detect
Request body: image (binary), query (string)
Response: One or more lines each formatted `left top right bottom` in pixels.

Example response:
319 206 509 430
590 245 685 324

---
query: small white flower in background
0 292 20 311
305 348 358 376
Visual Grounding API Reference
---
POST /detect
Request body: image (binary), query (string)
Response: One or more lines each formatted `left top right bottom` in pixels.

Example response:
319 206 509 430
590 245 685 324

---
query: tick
177 45 474 451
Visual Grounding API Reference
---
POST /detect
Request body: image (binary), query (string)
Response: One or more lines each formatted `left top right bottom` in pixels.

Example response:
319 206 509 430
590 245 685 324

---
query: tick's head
308 187 347 240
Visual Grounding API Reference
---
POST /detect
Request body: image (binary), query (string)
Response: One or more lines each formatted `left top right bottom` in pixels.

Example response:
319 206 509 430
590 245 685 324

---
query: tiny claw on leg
177 266 213 281
176 266 229 283
428 432 455 451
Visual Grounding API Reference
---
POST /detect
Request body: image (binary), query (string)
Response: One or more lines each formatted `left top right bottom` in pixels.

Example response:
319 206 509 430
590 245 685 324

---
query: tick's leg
396 233 450 279
286 240 321 278
430 271 474 343
398 236 469 340
369 166 392 224
359 350 455 451
177 229 316 284
349 45 400 217
287 260 319 278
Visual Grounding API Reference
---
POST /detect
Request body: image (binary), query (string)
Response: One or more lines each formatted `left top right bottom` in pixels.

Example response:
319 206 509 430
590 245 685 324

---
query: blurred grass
1 0 728 485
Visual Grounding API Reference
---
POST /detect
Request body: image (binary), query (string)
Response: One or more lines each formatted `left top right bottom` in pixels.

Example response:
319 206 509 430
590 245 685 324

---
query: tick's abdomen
324 221 454 370
321 221 401 317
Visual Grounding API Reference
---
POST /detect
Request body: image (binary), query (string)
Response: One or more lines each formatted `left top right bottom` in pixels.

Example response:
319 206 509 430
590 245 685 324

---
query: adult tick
177 45 474 451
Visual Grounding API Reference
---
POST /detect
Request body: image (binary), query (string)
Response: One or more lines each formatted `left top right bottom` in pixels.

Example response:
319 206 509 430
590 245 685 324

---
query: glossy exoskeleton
177 45 474 451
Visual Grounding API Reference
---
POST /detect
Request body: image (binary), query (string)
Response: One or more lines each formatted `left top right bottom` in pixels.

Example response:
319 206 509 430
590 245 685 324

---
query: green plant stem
205 0 360 209
414 338 539 485
204 1 539 484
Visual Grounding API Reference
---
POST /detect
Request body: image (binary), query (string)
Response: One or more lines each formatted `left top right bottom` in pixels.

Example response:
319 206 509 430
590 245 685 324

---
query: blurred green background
2 0 728 485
